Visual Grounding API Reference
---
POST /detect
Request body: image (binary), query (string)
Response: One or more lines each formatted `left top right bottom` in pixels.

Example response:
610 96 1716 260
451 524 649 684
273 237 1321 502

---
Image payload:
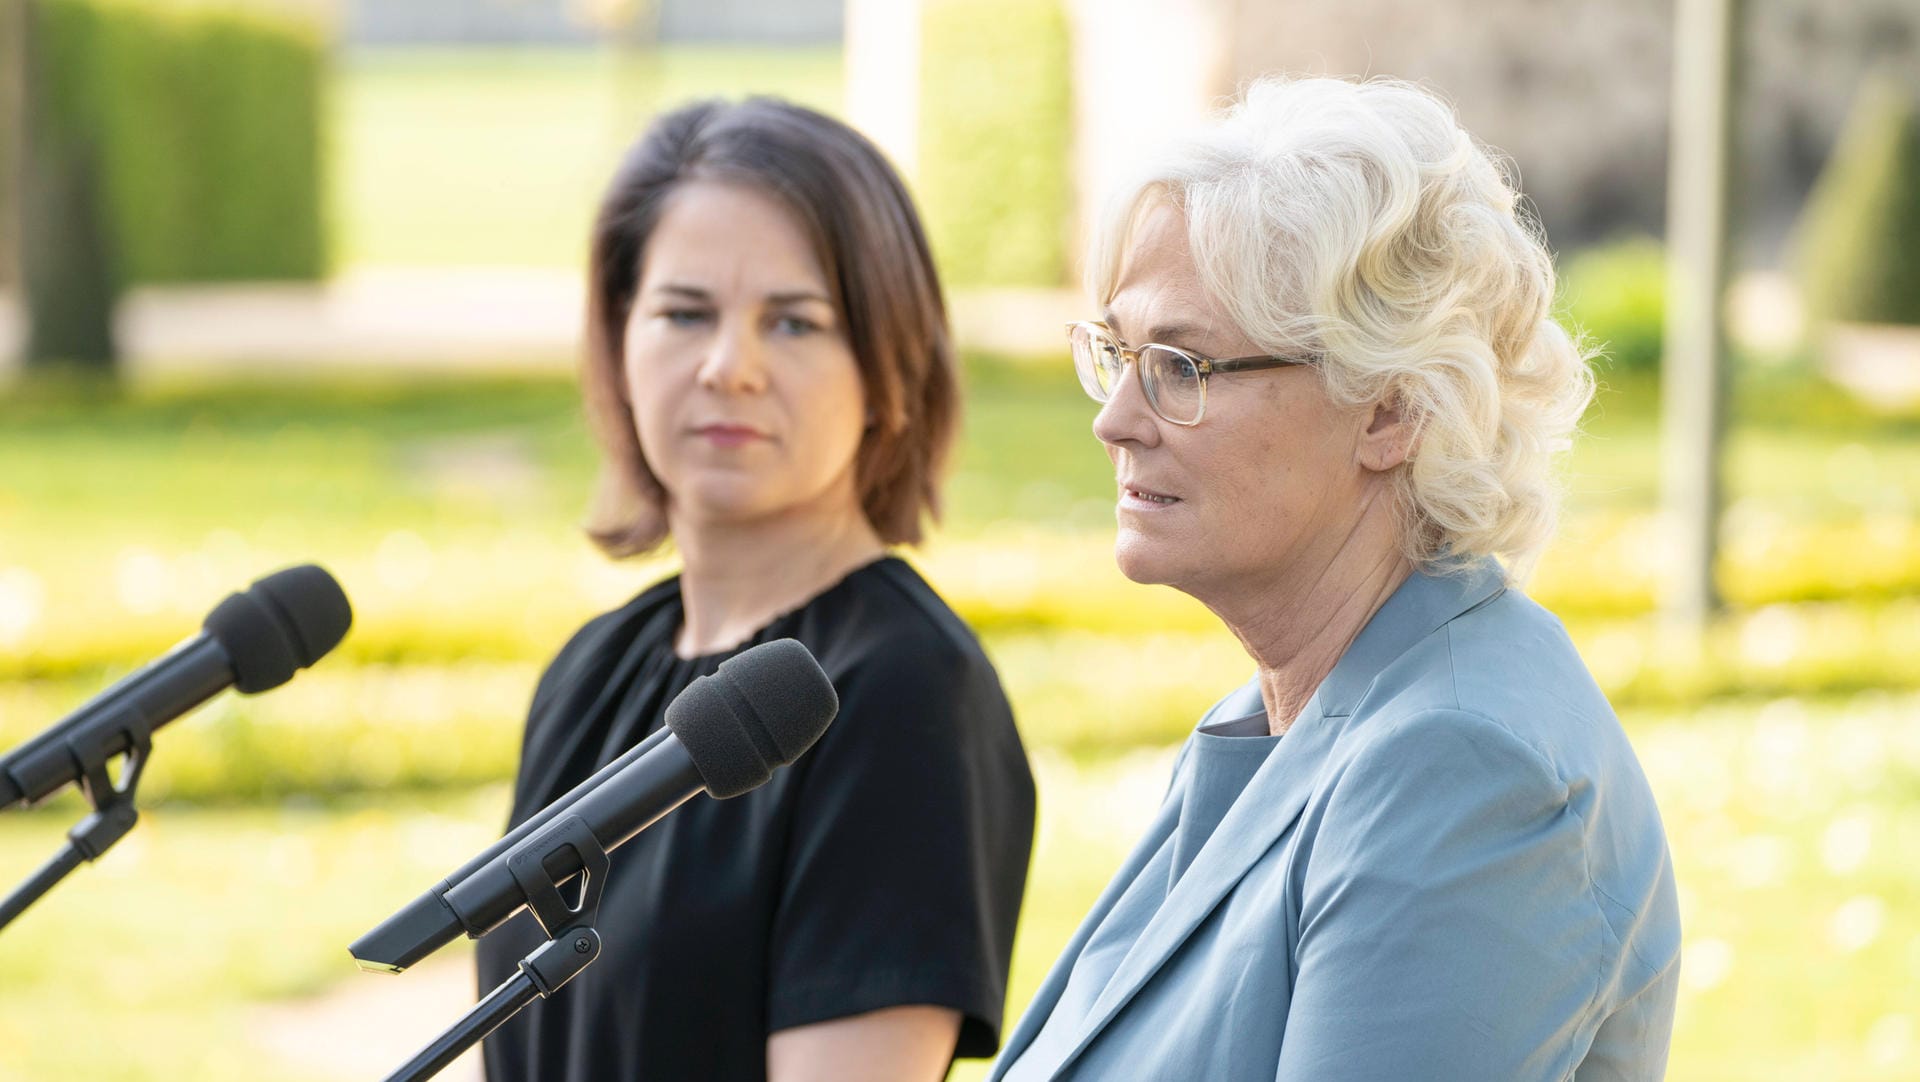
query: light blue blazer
991 560 1680 1081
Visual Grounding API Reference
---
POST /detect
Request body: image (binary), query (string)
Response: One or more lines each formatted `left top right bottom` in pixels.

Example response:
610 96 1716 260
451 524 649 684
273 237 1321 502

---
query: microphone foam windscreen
665 638 839 799
203 564 354 694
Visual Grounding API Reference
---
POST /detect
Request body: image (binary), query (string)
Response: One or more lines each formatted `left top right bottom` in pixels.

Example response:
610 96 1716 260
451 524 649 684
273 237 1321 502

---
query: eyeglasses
1067 321 1316 426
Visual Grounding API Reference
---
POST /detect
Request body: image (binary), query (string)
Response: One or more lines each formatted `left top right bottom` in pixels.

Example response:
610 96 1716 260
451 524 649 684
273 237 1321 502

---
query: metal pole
0 841 85 932
382 969 542 1082
1660 0 1743 630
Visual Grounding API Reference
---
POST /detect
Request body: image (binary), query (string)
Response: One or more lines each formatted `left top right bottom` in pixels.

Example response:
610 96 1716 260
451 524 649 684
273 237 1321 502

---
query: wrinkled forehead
1101 198 1247 352
641 179 833 295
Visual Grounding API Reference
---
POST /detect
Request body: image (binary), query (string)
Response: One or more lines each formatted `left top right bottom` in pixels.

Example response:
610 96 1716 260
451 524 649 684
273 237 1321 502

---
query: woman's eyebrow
1100 310 1206 346
1145 322 1206 345
648 282 831 307
765 290 834 306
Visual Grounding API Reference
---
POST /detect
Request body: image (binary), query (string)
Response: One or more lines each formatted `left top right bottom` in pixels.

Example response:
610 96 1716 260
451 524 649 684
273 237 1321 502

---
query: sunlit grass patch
1633 692 1920 1081
0 788 508 1081
4 694 1915 1082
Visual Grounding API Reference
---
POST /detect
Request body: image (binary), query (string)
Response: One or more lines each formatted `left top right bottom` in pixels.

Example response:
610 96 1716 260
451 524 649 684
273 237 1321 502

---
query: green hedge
13 590 1918 802
1559 235 1666 373
1797 74 1920 328
916 0 1073 289
28 0 328 285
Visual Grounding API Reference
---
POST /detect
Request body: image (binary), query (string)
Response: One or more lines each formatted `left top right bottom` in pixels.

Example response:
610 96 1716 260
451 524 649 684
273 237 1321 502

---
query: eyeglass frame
1066 320 1318 427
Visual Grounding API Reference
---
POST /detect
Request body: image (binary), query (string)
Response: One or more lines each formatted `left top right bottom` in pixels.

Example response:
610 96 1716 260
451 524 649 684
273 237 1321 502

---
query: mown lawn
330 45 843 269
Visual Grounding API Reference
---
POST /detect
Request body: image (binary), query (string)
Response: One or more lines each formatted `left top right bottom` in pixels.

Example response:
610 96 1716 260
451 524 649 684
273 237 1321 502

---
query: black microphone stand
381 815 612 1082
0 707 153 933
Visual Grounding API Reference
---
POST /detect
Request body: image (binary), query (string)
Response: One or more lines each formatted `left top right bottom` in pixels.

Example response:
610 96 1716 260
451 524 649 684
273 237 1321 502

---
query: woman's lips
1119 483 1181 509
695 423 769 448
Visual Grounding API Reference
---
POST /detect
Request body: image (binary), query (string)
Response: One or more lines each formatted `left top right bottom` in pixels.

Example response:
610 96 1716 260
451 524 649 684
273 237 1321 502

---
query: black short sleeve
766 633 1035 1057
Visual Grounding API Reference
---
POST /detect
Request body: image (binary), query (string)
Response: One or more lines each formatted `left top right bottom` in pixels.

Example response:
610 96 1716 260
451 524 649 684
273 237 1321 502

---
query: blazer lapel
992 683 1264 1076
1054 694 1345 1070
1051 560 1509 1073
990 792 1185 1074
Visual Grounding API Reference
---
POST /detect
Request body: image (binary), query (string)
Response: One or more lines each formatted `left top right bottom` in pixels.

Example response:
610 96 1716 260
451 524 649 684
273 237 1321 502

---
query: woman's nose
696 320 769 394
1092 360 1161 449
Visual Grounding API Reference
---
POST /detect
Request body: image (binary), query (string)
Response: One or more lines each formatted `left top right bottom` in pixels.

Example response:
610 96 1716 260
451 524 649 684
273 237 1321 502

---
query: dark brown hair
580 97 958 556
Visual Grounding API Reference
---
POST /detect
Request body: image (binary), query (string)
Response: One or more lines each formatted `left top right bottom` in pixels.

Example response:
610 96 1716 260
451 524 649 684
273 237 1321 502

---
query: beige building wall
1063 0 1235 281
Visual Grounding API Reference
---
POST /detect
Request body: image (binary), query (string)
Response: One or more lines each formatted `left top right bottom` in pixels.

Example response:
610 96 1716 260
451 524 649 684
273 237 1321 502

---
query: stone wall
1223 0 1920 257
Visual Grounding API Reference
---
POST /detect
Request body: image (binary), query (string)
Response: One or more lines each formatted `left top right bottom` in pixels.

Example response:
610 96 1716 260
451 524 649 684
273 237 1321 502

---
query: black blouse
476 556 1036 1082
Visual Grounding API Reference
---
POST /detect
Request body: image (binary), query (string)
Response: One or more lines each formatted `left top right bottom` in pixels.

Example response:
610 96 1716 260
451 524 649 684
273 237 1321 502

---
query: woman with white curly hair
991 77 1679 1081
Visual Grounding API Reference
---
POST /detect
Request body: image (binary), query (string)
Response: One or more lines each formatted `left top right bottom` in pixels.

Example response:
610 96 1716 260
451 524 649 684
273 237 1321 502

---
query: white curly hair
1089 75 1596 581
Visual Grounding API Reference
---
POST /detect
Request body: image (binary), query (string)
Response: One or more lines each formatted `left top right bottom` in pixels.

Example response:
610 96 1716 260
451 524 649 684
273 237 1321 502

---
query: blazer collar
1315 557 1507 717
1043 558 1508 1072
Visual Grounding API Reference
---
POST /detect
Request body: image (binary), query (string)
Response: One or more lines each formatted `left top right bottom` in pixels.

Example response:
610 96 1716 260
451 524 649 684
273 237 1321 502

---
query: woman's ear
1357 397 1417 473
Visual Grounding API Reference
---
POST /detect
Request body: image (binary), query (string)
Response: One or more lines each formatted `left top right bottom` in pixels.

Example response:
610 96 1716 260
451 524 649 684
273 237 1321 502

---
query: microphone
0 564 354 809
349 637 838 974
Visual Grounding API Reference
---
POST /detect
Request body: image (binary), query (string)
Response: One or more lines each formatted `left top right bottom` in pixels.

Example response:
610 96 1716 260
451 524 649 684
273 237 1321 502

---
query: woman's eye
772 315 820 337
661 308 711 327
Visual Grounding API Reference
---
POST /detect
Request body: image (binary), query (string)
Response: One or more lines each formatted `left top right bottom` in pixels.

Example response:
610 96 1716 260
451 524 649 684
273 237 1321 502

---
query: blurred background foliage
1 4 1918 1081
6 0 326 374
1560 235 1667 373
35 0 328 284
1796 70 1920 327
916 0 1073 287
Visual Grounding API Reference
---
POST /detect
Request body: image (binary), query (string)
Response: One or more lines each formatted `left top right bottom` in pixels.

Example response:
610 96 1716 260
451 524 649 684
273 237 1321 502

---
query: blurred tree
18 0 121 374
1796 72 1920 328
917 0 1073 288
0 0 22 294
569 0 663 136
9 0 328 379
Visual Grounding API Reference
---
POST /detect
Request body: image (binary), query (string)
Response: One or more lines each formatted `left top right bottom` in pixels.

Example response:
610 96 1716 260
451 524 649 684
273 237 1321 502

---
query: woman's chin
1112 533 1184 588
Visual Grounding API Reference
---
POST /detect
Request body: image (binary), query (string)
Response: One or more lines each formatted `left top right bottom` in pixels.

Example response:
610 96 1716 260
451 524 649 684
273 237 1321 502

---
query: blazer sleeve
1274 708 1609 1082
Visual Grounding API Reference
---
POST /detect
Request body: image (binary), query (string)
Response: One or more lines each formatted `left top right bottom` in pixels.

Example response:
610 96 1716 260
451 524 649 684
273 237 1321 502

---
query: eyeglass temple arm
1205 354 1316 374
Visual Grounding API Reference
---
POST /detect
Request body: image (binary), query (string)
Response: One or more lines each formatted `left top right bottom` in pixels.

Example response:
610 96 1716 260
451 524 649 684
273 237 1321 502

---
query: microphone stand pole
381 815 612 1082
0 709 153 934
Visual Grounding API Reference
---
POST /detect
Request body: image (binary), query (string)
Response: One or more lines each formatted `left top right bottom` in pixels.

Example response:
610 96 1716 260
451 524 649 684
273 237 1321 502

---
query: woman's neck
1197 491 1414 736
671 506 886 659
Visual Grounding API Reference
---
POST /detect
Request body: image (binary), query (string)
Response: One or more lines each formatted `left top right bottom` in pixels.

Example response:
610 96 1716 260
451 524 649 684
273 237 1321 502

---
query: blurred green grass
331 45 842 268
0 788 506 1082
4 705 1916 1082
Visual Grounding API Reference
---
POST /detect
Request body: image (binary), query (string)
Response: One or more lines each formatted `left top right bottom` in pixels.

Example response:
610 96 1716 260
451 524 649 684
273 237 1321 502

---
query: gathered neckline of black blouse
664 553 904 663
513 553 909 819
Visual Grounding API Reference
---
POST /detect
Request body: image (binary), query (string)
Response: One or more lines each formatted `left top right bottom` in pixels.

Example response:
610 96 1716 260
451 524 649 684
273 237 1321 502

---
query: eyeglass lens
1071 325 1205 424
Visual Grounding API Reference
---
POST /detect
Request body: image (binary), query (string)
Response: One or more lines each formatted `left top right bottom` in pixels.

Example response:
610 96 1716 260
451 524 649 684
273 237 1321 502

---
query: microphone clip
505 815 608 997
505 814 608 945
0 706 155 935
379 816 613 1082
503 813 606 997
70 706 154 856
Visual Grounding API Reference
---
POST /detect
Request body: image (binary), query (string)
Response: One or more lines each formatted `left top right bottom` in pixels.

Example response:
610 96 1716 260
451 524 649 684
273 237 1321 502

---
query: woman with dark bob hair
476 98 1035 1082
991 76 1678 1081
